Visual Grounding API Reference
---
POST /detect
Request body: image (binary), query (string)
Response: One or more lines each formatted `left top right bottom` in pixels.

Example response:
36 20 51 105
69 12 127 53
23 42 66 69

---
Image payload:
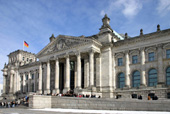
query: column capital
64 54 69 58
55 57 59 61
157 44 163 49
124 50 129 54
75 51 81 56
140 47 145 51
88 49 95 54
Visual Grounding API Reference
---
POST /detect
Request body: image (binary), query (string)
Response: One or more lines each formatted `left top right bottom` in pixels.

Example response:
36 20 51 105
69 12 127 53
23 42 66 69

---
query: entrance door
59 63 64 93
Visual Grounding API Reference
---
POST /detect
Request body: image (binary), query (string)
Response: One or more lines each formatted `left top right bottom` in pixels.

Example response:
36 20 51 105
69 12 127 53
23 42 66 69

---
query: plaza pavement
0 108 170 114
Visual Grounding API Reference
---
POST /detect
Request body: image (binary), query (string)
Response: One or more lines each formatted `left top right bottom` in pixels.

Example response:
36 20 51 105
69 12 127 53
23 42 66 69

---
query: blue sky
0 0 170 84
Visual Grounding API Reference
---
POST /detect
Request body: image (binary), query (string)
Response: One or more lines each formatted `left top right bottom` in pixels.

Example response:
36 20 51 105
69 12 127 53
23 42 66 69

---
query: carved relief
44 38 84 54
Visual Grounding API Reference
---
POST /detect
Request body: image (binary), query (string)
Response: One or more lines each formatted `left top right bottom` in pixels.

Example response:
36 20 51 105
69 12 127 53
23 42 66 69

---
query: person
138 95 142 100
148 96 151 100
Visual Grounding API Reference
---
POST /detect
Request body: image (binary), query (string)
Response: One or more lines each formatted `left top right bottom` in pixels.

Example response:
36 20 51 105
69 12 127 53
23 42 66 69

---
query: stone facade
29 95 170 111
2 14 170 99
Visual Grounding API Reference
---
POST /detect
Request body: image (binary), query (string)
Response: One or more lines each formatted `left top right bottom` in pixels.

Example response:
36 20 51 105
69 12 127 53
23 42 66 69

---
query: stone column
63 55 70 93
140 48 146 87
3 75 6 94
125 51 130 88
84 59 89 88
89 50 94 87
38 63 42 94
34 70 36 92
23 73 26 93
157 44 165 86
9 70 14 93
76 52 81 89
45 60 51 94
53 58 60 94
66 56 70 89
28 72 31 92
74 61 77 88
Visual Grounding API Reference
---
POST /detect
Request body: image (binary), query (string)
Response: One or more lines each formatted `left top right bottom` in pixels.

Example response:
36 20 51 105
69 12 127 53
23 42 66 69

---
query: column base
157 82 165 88
139 84 147 89
52 89 60 94
74 87 82 94
44 89 51 95
102 92 113 98
37 90 42 95
63 88 70 94
123 85 130 90
91 87 97 92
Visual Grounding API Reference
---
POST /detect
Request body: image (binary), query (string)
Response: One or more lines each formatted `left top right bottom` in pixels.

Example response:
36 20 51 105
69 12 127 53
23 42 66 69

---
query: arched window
166 67 170 85
118 73 125 88
148 69 157 86
132 71 140 87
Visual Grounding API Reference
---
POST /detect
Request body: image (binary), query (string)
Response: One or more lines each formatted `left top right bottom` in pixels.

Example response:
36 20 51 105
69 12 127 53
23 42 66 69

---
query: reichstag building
2 15 170 99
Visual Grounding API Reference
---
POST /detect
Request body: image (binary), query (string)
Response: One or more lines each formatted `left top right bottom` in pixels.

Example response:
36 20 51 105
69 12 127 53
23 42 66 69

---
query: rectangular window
166 49 170 59
148 52 154 61
23 57 24 61
32 74 34 79
32 83 34 92
26 75 28 80
132 55 138 64
118 58 123 66
27 58 29 62
21 76 23 81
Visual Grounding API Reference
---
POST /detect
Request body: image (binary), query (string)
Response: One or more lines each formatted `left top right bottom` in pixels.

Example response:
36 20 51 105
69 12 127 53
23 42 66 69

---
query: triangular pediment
37 35 94 57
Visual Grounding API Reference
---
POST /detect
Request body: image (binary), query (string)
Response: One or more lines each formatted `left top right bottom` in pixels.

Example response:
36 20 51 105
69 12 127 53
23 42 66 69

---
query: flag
24 41 29 48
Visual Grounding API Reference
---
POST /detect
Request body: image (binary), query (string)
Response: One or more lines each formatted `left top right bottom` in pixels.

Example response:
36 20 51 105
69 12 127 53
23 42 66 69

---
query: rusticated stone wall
29 95 170 111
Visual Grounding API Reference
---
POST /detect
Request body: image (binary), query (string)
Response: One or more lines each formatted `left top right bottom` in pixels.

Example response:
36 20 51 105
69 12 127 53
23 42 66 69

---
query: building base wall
29 95 170 111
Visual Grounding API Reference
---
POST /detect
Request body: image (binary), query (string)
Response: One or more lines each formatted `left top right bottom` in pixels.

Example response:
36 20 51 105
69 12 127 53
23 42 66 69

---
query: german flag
24 41 29 48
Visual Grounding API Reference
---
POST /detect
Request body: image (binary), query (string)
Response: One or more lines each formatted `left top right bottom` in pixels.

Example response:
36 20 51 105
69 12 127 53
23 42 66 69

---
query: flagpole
23 40 24 51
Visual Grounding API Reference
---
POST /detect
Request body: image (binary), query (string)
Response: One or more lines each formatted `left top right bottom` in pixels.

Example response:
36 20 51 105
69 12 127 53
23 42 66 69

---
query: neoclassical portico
36 48 100 94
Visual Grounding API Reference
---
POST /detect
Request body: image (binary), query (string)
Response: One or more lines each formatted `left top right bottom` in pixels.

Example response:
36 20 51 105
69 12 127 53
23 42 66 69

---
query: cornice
113 28 170 47
19 61 40 69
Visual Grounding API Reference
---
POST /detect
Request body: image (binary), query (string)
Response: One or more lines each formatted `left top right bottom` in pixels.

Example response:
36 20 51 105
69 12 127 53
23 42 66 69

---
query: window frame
148 52 155 62
166 67 170 85
132 55 138 64
118 58 123 66
166 49 170 59
117 73 125 88
132 71 140 87
148 69 157 87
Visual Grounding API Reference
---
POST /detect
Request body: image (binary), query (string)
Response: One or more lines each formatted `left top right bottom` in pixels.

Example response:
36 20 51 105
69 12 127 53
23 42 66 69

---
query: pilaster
157 44 165 87
96 54 102 91
124 50 130 89
140 47 146 87
9 69 14 93
3 75 6 94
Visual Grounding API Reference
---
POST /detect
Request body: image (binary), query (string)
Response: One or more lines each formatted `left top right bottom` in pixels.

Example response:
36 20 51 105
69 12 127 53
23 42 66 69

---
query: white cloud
157 0 170 16
100 0 142 19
